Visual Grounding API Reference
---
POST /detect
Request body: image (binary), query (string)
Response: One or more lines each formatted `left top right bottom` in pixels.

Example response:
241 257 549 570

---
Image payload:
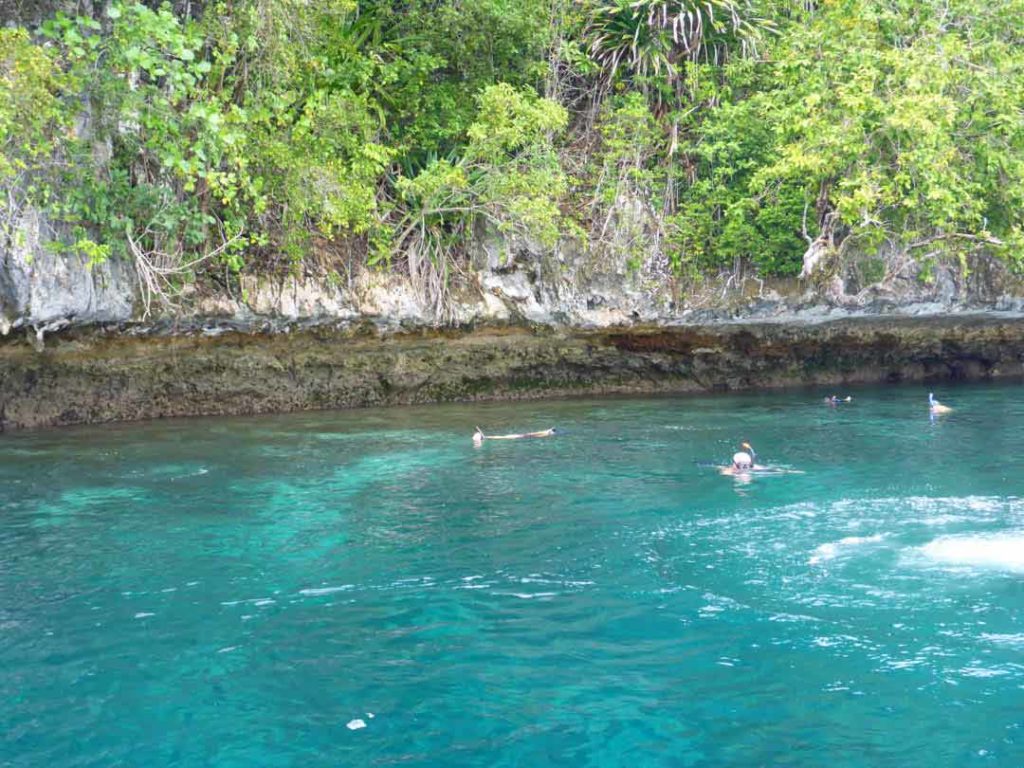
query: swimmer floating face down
473 426 557 446
824 395 853 405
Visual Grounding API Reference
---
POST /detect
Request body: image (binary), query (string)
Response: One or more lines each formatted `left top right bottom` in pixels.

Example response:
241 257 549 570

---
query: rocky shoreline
2 312 1022 431
5 205 1024 431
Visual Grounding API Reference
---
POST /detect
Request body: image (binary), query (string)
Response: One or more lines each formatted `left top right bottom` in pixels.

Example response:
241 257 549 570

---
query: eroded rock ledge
2 313 1022 431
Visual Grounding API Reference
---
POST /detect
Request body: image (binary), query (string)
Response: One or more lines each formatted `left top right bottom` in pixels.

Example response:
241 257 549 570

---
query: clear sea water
2 383 1024 767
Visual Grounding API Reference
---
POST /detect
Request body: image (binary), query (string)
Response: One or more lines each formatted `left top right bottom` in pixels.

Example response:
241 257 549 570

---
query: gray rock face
3 200 1023 336
0 207 134 337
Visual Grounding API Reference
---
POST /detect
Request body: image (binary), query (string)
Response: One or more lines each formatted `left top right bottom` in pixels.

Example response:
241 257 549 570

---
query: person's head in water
732 441 755 470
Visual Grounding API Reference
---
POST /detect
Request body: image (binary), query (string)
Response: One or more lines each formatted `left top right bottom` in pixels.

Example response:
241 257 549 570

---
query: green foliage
597 93 663 192
5 0 1024 294
660 0 1024 277
397 84 568 254
582 93 666 267
587 0 764 73
0 29 70 180
35 3 251 265
657 57 798 275
584 0 770 105
0 27 77 254
747 0 1024 266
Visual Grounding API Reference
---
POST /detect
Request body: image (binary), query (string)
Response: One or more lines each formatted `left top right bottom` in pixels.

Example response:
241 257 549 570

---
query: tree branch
906 232 1004 250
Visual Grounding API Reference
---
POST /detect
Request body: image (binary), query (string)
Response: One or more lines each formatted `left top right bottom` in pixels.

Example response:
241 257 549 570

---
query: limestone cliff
2 206 1024 430
3 204 1024 337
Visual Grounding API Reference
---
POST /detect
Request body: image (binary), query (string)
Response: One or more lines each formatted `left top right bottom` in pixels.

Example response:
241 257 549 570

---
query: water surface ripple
2 384 1023 766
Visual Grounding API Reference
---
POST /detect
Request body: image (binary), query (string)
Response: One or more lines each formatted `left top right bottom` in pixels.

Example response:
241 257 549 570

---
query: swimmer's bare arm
720 464 794 475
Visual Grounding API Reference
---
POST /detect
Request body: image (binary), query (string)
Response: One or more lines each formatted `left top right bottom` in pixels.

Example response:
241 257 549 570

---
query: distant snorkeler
928 392 953 415
473 426 557 446
824 395 853 406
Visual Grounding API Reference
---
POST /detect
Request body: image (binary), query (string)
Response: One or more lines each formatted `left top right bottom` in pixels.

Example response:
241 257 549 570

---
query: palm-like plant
586 0 766 85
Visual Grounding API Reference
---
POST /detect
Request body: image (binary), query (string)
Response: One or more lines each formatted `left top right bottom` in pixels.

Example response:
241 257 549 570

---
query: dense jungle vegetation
2 0 1024 308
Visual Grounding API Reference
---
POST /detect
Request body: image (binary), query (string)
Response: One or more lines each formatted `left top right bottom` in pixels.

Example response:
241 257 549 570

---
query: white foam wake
809 534 886 565
918 533 1024 573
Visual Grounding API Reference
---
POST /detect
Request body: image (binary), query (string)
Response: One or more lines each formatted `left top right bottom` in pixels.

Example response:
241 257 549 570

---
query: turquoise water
2 384 1024 766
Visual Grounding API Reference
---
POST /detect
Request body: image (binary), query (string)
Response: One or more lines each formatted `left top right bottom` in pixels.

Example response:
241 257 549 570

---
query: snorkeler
720 441 762 476
473 427 557 446
928 393 953 415
718 441 803 477
824 395 853 406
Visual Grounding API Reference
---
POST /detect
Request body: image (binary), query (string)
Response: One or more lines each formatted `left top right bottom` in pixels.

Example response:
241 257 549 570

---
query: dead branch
906 232 1004 250
128 229 242 318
